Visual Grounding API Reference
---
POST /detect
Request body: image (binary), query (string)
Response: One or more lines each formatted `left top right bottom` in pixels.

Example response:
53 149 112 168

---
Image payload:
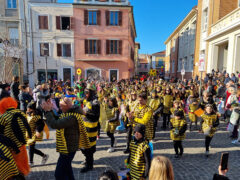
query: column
226 35 235 74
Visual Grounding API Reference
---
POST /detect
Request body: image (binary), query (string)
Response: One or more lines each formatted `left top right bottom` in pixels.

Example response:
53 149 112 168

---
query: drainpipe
23 0 29 80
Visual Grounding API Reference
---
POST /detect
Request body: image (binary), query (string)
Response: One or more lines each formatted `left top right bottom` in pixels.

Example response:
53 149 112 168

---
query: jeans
55 152 76 180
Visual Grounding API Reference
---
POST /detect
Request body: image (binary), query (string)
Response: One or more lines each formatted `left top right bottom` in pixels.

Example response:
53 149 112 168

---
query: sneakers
29 162 34 167
174 154 179 159
205 151 209 157
114 139 117 147
107 147 115 153
232 140 240 145
41 154 49 165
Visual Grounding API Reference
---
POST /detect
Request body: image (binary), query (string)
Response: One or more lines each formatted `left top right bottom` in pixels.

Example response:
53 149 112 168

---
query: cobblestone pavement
26 120 240 180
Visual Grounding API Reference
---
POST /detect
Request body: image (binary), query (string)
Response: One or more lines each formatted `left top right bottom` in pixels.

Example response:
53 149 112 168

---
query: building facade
152 51 165 78
165 7 197 80
73 0 136 81
194 0 239 77
137 54 151 76
134 42 140 76
205 0 240 74
22 1 74 85
0 0 23 83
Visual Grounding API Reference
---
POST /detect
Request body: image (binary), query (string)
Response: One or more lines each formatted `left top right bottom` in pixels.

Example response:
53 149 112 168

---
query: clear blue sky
58 0 197 54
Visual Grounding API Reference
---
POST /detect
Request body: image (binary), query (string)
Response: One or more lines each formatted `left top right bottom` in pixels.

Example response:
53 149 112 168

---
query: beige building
205 3 240 74
0 0 22 83
23 1 74 85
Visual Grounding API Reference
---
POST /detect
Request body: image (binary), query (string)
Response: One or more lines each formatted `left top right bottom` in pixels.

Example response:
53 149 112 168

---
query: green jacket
45 105 84 153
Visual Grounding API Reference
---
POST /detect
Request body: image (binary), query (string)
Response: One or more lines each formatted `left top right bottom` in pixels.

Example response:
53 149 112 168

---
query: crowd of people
0 69 239 180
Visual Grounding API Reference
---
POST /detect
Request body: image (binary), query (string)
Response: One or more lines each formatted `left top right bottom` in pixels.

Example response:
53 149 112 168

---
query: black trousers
107 132 115 147
29 143 44 163
173 140 183 155
205 136 213 151
81 145 96 168
162 113 170 128
126 126 132 150
97 122 101 137
153 115 159 139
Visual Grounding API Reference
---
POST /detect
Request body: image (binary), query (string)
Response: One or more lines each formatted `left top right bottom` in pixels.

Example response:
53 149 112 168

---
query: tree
0 32 24 83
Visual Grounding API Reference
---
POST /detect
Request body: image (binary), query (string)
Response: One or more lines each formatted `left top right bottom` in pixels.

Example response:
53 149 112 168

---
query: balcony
74 0 130 6
206 7 240 41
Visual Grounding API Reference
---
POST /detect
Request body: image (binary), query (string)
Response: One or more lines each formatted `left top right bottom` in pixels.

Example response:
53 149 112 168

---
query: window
85 40 101 54
145 64 148 69
38 16 48 30
40 43 49 56
172 61 175 73
56 16 74 30
106 40 122 54
202 8 208 31
130 48 134 60
179 59 182 71
84 10 101 25
6 0 16 9
9 28 19 46
110 11 119 26
57 43 71 57
106 11 122 26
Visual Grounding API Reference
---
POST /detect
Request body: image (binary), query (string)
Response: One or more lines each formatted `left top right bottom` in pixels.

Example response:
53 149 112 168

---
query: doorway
63 68 71 83
109 69 118 82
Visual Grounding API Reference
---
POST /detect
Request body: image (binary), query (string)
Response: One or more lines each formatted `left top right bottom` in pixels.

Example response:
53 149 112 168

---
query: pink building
73 0 136 81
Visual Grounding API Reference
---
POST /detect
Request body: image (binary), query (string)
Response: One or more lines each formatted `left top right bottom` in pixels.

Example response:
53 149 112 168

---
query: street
26 121 240 180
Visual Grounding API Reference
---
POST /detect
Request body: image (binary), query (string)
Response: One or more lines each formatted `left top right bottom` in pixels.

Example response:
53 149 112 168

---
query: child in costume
128 124 151 180
26 101 49 166
170 110 187 159
200 104 219 157
188 98 199 131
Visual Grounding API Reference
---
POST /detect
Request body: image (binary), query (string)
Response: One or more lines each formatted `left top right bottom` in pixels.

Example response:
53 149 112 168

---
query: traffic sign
181 69 185 75
77 68 82 75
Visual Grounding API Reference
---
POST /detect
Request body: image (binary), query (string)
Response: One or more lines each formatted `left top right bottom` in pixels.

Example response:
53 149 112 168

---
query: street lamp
42 47 48 83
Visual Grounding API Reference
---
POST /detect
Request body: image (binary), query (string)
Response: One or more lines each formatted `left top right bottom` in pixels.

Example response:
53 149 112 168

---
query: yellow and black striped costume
148 98 161 112
0 109 31 149
134 105 154 141
26 115 43 146
163 95 173 114
188 104 199 122
56 112 90 154
0 142 19 180
170 118 187 141
82 100 98 147
105 107 119 133
129 140 149 180
201 114 218 137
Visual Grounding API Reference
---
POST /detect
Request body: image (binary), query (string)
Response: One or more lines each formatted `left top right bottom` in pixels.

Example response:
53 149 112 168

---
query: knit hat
134 124 146 137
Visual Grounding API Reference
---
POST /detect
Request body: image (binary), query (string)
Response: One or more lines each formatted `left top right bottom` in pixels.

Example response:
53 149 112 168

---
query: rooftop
73 0 130 6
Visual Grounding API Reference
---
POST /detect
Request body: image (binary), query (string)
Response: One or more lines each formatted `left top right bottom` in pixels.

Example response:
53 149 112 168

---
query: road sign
76 68 82 75
199 54 205 72
181 69 185 75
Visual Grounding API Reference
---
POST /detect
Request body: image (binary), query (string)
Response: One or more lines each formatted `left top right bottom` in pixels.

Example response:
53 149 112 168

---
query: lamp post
43 47 48 83
181 59 185 81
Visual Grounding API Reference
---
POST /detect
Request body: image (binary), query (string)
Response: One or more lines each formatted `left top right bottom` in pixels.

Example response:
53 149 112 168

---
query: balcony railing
211 7 240 34
74 0 130 6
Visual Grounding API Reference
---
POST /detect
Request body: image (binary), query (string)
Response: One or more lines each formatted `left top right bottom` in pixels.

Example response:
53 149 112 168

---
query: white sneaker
29 162 34 167
41 154 49 165
114 139 117 147
107 147 115 153
232 140 240 145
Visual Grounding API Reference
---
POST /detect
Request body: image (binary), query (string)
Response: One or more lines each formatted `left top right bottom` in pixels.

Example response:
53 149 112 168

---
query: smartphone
220 152 229 170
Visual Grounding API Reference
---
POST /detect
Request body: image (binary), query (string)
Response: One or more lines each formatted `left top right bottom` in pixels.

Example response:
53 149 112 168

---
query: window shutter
70 17 75 30
119 11 122 26
57 43 62 57
84 10 88 25
38 16 43 29
106 10 109 26
119 40 122 54
56 16 61 30
40 43 44 56
44 16 48 29
85 40 89 54
106 40 110 54
97 10 101 25
97 40 101 54
66 44 71 57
